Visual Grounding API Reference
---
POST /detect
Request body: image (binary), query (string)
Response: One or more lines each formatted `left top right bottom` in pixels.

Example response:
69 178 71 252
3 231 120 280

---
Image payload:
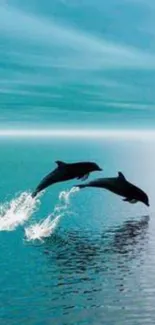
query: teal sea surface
0 138 154 324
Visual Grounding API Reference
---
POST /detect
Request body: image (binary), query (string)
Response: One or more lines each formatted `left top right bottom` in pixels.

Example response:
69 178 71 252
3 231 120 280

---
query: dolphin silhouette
32 160 102 198
76 172 149 206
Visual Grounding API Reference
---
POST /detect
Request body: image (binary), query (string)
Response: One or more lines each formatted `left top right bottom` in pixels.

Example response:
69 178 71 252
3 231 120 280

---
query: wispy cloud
1 4 155 70
1 1 155 129
102 102 155 110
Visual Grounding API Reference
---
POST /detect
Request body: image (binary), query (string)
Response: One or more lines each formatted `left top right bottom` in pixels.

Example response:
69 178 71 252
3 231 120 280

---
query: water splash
0 192 40 231
25 187 79 242
24 215 61 242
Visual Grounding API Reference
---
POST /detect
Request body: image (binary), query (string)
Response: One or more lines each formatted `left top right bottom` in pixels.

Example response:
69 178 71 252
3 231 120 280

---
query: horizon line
0 129 155 139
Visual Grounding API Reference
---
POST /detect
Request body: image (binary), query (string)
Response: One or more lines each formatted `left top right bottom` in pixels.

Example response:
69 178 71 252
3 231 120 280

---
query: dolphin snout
144 199 150 207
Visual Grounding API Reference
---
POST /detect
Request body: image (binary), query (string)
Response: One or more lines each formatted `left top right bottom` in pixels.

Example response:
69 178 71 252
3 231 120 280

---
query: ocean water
0 137 155 325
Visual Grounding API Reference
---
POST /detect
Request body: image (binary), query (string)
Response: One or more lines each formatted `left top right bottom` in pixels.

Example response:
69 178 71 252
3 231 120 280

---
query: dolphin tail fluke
31 189 38 198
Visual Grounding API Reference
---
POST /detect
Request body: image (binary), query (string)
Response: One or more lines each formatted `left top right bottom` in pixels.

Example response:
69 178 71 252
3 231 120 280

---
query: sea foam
25 187 79 242
0 192 40 231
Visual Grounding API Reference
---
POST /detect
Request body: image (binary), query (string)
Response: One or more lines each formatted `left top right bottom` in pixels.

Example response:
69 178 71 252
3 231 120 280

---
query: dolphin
32 160 102 198
76 172 149 206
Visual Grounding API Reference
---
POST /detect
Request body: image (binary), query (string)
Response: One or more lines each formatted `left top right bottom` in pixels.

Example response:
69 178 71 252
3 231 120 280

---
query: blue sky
0 0 155 130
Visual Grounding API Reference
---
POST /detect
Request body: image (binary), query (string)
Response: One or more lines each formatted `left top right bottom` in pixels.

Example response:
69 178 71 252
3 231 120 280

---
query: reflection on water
0 215 153 325
112 215 149 254
32 215 152 325
44 215 149 271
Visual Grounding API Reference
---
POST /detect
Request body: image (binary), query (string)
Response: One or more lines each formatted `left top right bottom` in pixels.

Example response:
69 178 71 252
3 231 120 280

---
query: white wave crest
25 187 79 242
0 192 40 231
25 215 61 242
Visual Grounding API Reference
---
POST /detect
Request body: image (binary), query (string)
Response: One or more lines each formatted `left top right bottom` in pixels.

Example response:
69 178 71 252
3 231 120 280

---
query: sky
0 0 155 130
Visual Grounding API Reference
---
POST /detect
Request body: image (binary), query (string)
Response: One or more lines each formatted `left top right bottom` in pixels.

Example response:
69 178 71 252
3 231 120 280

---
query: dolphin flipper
77 173 89 181
81 173 89 181
129 199 138 204
123 198 138 204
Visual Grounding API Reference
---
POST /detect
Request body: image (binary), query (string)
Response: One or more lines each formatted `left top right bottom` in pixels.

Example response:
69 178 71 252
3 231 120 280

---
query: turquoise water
0 138 155 324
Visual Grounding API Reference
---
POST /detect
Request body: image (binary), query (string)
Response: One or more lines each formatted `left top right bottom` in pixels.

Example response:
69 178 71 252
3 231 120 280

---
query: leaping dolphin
76 172 149 206
32 160 102 198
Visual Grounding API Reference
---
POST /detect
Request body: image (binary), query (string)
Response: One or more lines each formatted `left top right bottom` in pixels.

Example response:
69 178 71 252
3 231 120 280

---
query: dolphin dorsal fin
118 172 126 180
55 160 66 168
